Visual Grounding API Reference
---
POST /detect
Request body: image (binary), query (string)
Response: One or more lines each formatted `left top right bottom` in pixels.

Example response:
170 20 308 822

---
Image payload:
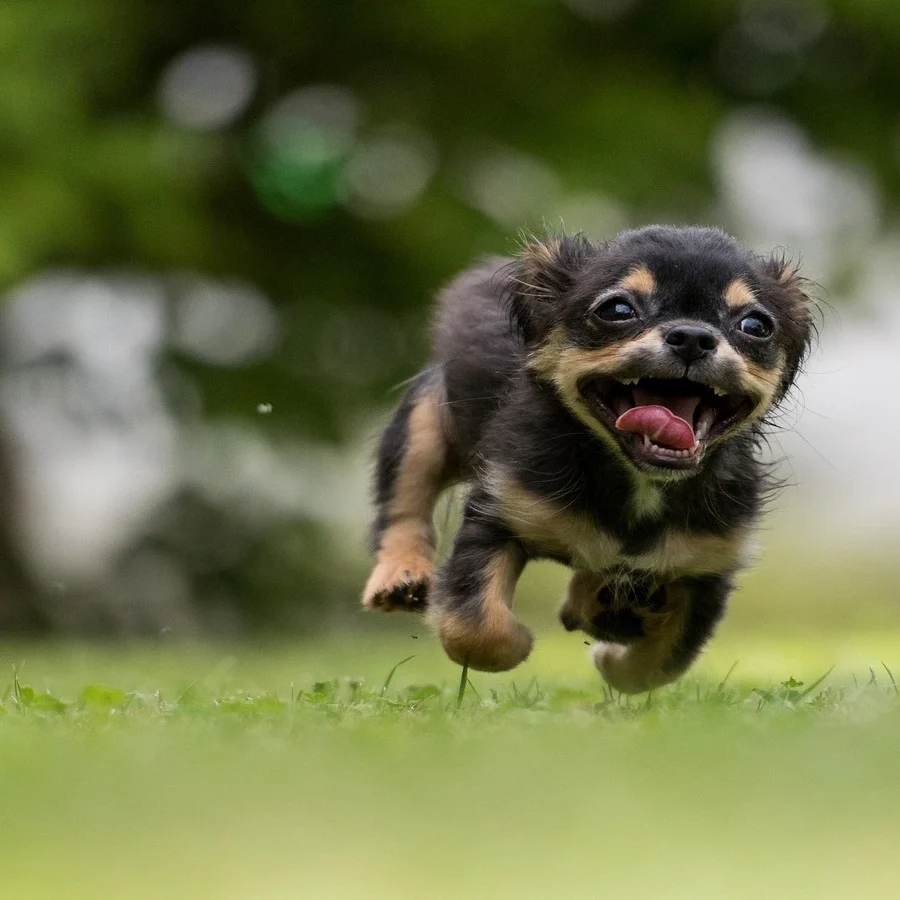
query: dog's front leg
427 499 532 672
593 574 731 694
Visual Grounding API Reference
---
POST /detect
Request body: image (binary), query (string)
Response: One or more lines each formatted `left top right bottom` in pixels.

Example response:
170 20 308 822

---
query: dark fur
363 226 813 691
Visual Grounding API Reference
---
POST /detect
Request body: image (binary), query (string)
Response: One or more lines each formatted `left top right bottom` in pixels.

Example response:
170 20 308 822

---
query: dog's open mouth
580 376 753 468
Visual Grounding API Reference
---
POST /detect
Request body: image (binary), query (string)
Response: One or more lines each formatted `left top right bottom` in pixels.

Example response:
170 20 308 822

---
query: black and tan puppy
362 226 812 693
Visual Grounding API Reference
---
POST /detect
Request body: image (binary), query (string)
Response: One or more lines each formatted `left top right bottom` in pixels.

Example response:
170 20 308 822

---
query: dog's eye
737 314 774 338
593 294 637 323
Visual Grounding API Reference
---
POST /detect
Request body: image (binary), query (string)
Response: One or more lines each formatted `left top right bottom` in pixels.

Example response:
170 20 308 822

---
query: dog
361 226 813 693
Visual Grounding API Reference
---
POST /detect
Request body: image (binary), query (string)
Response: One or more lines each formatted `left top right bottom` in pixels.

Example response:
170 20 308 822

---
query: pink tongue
615 405 696 450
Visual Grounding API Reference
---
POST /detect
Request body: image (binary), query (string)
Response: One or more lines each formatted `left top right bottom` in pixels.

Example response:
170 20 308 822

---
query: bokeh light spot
342 127 437 218
173 277 279 367
462 148 561 226
158 45 257 131
250 85 361 221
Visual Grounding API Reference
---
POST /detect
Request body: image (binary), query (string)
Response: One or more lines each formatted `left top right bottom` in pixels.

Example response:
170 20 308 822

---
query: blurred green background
4 6 900 899
0 0 897 638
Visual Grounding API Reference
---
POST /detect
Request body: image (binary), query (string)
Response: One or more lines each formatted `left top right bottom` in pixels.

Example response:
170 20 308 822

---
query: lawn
1 624 898 900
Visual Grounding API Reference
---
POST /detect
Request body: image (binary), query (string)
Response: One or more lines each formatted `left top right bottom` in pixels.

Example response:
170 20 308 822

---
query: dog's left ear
760 254 816 397
505 234 594 343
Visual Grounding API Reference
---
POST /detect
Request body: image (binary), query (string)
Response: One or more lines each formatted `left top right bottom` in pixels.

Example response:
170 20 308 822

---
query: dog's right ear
504 233 594 343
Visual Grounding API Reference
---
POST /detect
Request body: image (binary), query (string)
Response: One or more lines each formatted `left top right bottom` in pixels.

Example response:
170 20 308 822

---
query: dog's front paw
431 607 533 672
592 642 677 695
559 570 607 633
362 555 433 611
561 572 667 644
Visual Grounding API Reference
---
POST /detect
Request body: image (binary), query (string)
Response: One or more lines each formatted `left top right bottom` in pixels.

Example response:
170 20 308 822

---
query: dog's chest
566 528 746 578
491 477 750 578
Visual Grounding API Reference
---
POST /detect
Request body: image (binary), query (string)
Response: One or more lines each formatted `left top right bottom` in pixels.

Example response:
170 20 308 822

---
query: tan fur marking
775 261 799 285
388 392 445 522
484 467 621 570
526 326 569 379
629 528 753 578
724 278 757 309
529 327 667 386
362 520 434 610
527 327 671 473
523 237 562 276
630 479 663 522
593 581 692 694
619 265 656 296
744 355 785 414
559 570 608 628
711 344 783 427
560 530 751 638
362 391 446 610
431 548 533 672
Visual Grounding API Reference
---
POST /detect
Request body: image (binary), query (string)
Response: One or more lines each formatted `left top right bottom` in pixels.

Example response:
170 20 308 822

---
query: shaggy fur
362 226 813 692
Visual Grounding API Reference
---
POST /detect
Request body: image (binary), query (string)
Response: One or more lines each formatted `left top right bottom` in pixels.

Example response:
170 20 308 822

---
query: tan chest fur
483 468 752 579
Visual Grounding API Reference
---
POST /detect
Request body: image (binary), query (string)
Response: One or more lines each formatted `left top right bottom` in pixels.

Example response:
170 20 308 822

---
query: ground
0 619 898 900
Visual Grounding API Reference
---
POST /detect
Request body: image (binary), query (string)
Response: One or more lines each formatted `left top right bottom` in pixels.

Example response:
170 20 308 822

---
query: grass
1 628 899 899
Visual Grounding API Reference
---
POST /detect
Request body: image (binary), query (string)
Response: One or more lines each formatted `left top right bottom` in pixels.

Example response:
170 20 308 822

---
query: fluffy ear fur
504 233 594 342
758 253 816 399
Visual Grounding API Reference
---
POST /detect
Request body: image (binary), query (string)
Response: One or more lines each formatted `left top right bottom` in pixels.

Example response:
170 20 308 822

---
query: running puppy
362 226 813 693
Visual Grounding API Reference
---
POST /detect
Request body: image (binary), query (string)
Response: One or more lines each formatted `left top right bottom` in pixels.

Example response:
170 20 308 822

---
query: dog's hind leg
362 369 454 611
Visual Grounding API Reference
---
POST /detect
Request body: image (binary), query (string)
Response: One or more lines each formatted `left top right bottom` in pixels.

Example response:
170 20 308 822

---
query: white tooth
643 435 650 448
620 377 639 386
712 387 727 397
695 407 716 441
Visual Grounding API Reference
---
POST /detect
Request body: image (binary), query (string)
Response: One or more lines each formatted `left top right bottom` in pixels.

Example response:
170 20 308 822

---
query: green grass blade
716 660 739 695
882 663 899 697
799 665 834 698
456 657 470 709
380 655 416 697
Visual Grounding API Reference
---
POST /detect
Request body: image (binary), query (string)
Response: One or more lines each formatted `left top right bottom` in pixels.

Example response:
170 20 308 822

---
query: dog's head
506 226 814 479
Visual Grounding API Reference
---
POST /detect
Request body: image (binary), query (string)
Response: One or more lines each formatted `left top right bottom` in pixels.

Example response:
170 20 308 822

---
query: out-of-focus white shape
173 277 279 366
256 403 273 415
158 45 257 130
713 110 879 282
260 84 360 159
550 191 629 242
342 127 437 218
463 148 561 225
185 420 372 532
0 274 179 583
773 236 900 546
565 0 641 22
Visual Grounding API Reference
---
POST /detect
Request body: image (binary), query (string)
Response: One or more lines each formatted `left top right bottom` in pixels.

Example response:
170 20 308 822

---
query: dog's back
431 258 521 461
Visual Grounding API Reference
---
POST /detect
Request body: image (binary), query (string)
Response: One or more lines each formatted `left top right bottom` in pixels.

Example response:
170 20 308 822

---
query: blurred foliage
3 0 899 440
2 0 899 632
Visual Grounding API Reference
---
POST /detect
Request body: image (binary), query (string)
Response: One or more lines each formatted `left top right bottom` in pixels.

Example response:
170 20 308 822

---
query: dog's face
509 227 813 479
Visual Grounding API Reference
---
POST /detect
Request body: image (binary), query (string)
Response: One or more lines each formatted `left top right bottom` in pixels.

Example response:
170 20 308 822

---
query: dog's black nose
664 325 718 363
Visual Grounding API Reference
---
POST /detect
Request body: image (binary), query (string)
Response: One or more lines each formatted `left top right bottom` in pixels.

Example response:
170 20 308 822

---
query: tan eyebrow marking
724 278 757 309
619 265 655 296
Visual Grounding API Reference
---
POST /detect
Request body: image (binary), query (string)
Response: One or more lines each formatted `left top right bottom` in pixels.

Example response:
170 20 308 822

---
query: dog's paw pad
362 558 433 611
559 607 581 632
